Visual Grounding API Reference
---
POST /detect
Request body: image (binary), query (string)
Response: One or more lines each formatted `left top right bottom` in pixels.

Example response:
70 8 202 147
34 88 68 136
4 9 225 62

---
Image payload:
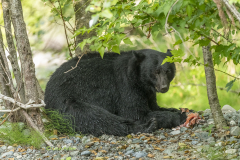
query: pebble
225 149 237 154
133 151 147 158
81 150 91 156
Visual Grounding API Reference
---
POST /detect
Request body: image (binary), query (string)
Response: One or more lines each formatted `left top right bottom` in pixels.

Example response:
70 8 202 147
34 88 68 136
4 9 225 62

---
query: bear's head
129 49 176 94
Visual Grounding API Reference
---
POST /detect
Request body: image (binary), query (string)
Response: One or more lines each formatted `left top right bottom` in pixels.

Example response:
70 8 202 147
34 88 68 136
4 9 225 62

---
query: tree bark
10 0 44 132
0 28 13 110
74 0 96 55
202 42 227 129
2 0 25 103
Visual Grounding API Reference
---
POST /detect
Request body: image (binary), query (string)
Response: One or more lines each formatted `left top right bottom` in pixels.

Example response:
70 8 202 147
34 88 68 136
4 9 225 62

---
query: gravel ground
1 105 240 160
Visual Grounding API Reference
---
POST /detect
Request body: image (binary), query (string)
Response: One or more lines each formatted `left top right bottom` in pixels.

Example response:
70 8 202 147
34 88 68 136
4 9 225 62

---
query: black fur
44 49 186 136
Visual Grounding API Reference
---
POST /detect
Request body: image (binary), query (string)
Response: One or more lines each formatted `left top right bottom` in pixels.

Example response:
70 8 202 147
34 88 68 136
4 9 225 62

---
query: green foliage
0 122 43 148
73 0 239 87
44 109 77 135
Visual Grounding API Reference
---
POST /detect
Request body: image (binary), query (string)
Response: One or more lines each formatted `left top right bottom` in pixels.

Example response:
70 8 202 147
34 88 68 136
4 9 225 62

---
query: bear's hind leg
61 101 157 136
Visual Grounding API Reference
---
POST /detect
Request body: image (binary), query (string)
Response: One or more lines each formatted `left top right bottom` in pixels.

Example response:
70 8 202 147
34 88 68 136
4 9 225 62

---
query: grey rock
231 126 240 136
180 127 188 132
191 141 198 145
170 130 180 135
53 154 61 160
0 151 13 158
222 105 236 113
1 146 6 150
70 151 79 156
207 137 215 141
163 149 173 155
230 120 237 126
125 150 134 155
63 139 73 144
215 142 223 147
81 151 91 156
140 136 145 140
225 149 237 154
209 141 215 147
195 132 211 140
132 138 143 144
207 119 215 125
7 146 13 150
133 151 147 158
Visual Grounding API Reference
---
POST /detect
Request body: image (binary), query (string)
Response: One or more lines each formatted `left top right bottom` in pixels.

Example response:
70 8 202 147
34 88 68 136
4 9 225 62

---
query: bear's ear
166 49 173 56
132 51 145 63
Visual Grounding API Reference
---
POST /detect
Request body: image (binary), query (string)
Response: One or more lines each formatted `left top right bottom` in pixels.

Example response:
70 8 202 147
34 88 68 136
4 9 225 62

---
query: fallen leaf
147 153 155 158
163 156 173 159
95 157 106 160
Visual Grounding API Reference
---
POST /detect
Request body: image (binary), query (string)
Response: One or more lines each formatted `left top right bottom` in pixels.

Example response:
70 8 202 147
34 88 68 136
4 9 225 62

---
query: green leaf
112 46 120 54
98 46 105 58
171 49 185 56
101 9 113 19
186 5 192 17
225 79 236 92
173 39 183 47
123 38 133 45
78 40 87 50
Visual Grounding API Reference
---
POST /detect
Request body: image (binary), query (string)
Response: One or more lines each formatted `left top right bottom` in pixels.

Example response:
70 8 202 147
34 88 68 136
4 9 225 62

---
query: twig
21 109 53 147
172 83 240 94
0 93 45 112
64 54 84 73
57 0 73 57
211 28 233 44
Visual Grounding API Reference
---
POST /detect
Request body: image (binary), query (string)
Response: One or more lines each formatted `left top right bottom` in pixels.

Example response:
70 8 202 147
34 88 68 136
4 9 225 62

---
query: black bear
44 49 186 136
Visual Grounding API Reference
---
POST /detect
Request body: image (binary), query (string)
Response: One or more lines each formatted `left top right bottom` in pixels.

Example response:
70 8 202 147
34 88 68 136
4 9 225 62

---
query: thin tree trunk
2 0 25 103
202 42 227 129
10 0 44 132
0 28 13 110
74 0 96 55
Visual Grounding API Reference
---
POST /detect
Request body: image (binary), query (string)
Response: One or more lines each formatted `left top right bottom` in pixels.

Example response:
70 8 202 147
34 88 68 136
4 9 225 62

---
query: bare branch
0 93 45 113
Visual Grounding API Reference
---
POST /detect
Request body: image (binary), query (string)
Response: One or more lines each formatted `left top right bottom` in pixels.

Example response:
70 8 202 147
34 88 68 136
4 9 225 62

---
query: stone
230 120 237 126
70 151 79 156
207 119 215 125
132 138 143 144
133 151 147 158
225 149 237 154
222 105 236 113
195 132 211 140
0 151 13 158
191 141 198 145
215 142 222 147
180 127 188 132
63 139 73 144
81 151 91 156
7 146 13 150
125 150 134 155
163 149 173 155
170 130 180 135
231 126 240 136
